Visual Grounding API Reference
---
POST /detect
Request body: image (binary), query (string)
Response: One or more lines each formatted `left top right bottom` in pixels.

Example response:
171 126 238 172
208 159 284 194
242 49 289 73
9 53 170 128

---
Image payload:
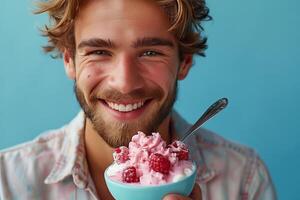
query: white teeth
133 103 138 109
119 104 126 112
125 104 133 112
111 103 117 110
106 101 145 112
114 103 119 110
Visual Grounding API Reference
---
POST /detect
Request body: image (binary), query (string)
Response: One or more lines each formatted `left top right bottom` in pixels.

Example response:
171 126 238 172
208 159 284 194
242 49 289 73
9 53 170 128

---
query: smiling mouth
100 100 151 112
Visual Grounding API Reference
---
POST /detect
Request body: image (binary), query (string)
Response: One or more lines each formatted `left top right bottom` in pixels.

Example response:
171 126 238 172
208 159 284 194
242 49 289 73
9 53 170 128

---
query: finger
189 183 202 200
163 183 202 200
163 193 191 200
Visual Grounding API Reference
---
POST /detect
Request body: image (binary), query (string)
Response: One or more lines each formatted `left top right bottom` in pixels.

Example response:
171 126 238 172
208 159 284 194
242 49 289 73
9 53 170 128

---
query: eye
86 50 111 56
141 50 162 57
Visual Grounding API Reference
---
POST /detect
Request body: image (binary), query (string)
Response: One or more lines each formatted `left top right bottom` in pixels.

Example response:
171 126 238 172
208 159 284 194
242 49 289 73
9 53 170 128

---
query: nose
108 54 144 94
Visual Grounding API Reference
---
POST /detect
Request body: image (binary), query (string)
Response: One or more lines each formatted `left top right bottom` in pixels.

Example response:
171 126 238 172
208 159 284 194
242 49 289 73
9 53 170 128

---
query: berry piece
113 146 129 164
169 141 189 160
122 166 139 183
115 147 121 153
170 141 186 150
149 153 171 174
176 149 189 160
171 142 178 148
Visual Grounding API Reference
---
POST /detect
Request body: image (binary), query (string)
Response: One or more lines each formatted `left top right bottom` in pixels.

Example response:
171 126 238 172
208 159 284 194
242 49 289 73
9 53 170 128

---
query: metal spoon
181 98 229 142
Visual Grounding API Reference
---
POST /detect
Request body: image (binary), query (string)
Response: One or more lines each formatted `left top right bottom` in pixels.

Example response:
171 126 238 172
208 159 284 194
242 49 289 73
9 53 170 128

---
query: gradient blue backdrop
1 0 299 199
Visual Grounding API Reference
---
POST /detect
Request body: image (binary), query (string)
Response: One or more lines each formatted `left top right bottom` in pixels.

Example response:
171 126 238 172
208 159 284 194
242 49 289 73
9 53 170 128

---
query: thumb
190 183 202 200
163 183 202 200
163 194 191 200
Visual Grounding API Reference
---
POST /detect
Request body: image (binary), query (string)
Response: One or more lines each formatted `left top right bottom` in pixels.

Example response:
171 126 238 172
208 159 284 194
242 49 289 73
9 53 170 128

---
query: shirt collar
44 110 216 186
44 111 89 188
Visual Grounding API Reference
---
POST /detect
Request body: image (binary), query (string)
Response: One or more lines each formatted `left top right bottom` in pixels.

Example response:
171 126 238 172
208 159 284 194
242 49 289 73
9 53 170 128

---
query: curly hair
34 0 211 58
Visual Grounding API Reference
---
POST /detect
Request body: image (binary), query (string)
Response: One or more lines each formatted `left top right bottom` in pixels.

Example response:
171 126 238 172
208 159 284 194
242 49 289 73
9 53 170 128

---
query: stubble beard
74 82 178 148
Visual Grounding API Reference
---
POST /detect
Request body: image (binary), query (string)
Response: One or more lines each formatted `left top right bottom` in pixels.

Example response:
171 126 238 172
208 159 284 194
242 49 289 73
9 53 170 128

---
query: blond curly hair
35 0 211 58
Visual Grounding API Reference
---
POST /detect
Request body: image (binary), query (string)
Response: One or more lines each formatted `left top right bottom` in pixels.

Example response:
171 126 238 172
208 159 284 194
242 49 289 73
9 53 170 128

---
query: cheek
146 65 178 94
77 66 106 96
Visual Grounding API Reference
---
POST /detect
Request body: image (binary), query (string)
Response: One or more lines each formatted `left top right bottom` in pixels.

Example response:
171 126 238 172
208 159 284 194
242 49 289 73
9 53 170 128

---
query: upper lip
98 98 150 105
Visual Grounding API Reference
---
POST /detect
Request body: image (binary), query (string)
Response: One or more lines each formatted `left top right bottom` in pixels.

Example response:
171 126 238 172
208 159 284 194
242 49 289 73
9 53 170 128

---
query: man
0 0 276 199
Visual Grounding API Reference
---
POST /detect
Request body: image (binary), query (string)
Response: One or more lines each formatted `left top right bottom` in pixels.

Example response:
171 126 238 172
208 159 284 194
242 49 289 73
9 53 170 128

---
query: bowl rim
104 161 197 189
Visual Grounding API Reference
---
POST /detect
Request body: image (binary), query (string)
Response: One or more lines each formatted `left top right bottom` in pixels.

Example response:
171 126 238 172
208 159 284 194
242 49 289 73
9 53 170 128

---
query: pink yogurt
106 131 195 185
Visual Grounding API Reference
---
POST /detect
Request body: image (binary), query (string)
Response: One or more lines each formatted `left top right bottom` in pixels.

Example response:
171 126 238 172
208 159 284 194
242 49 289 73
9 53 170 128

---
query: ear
63 49 76 80
177 54 193 80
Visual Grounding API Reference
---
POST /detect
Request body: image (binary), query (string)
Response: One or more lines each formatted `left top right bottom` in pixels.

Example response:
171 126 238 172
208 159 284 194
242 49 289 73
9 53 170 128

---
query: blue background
1 0 299 199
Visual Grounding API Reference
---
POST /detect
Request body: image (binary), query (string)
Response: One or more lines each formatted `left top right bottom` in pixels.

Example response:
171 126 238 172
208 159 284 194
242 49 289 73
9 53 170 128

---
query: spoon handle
181 98 228 142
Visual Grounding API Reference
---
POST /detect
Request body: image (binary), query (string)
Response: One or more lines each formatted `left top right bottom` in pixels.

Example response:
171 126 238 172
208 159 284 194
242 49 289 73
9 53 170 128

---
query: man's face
66 0 191 147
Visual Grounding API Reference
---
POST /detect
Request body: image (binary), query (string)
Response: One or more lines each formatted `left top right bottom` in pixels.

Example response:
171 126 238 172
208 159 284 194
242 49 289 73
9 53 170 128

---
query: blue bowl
104 163 197 200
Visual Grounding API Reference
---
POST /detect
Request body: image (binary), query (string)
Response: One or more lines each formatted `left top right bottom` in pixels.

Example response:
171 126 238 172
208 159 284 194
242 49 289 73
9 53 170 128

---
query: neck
84 114 174 198
84 119 114 199
85 120 115 172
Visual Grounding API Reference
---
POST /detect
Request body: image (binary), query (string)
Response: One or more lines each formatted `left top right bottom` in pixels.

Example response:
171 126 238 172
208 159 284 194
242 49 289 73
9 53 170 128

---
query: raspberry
176 149 189 160
169 141 189 160
113 146 129 164
149 153 171 174
115 147 121 153
122 166 139 183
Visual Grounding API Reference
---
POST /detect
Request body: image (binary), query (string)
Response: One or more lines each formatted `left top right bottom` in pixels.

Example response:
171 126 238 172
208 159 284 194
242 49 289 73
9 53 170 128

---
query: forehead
74 0 175 46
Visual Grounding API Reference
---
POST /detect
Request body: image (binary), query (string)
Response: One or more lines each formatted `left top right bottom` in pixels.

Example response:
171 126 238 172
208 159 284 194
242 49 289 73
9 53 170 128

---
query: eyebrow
132 37 174 48
77 37 174 50
77 38 116 49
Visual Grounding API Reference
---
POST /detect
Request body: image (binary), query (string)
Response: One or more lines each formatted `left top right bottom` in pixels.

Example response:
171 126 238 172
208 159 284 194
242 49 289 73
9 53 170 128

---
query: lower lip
98 100 151 121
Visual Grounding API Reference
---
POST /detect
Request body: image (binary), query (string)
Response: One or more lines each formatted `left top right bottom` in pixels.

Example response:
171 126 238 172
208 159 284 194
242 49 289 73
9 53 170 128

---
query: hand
163 183 202 200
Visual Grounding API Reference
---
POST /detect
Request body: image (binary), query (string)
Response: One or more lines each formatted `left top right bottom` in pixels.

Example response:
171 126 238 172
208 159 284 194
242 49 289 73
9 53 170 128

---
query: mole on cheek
87 74 91 78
